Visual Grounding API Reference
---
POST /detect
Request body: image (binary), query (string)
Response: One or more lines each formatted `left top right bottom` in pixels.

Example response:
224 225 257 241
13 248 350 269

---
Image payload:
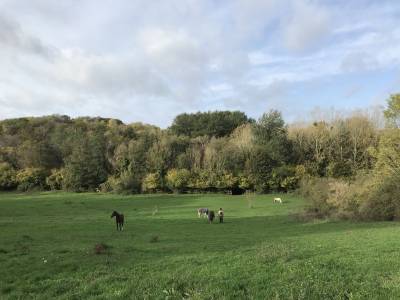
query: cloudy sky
0 0 399 127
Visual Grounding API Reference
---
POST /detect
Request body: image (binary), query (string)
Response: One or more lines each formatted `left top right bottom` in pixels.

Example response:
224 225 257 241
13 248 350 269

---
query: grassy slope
1 192 400 299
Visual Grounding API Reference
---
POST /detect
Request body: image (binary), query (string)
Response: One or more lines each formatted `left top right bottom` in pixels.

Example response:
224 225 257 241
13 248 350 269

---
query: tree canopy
169 111 253 138
0 96 396 196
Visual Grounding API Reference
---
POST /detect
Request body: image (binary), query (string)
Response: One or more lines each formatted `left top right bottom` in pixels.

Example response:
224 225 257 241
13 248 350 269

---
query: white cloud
283 0 331 52
0 13 54 58
0 0 399 126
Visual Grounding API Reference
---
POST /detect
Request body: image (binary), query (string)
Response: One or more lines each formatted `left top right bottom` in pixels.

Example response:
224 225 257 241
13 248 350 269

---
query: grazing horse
208 210 215 224
111 211 124 231
197 208 209 218
273 197 282 204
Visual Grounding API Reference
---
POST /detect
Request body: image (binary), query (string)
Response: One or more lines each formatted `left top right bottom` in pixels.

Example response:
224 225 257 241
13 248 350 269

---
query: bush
298 177 333 218
238 174 253 191
359 175 400 221
94 243 111 255
269 165 299 192
215 172 238 191
142 173 162 193
101 170 141 194
188 170 212 191
299 173 400 221
46 169 64 190
99 180 113 193
0 162 17 190
16 168 48 191
298 176 361 219
165 169 190 193
149 235 159 243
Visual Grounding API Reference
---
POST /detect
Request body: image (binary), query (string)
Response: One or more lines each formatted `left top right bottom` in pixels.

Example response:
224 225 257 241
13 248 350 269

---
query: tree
254 110 286 142
384 94 400 128
253 110 292 163
374 129 400 178
170 111 252 138
63 130 108 191
247 146 276 193
146 134 188 176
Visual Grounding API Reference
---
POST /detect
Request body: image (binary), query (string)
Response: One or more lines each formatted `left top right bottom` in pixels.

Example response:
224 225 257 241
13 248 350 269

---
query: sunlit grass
1 191 400 299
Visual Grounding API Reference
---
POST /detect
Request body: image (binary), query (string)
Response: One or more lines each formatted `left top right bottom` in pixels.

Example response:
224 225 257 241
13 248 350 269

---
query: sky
0 0 399 127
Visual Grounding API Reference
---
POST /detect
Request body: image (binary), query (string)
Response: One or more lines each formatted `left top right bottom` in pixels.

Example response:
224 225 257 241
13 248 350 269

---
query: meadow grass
1 191 400 299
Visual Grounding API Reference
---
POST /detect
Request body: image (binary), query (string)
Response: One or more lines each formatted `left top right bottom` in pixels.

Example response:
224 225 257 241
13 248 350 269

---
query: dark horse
111 211 124 231
208 210 215 224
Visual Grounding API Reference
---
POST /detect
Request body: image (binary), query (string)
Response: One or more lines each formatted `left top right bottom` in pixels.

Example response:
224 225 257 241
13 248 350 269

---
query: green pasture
1 192 400 299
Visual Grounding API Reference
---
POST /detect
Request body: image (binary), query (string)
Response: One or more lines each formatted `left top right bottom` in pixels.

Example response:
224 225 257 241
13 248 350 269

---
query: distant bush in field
359 175 400 221
300 173 400 221
149 235 159 243
94 243 111 255
299 176 361 219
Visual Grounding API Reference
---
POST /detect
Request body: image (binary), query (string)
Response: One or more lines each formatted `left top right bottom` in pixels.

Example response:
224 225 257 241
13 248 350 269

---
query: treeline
299 94 400 221
1 97 394 197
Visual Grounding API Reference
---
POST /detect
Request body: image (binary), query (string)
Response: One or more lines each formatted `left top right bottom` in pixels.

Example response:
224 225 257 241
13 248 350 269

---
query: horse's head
111 211 117 218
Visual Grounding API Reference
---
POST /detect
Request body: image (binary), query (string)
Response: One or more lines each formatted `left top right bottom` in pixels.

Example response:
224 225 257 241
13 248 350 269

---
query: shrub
299 176 360 219
142 173 162 193
298 177 333 218
94 243 111 255
149 235 159 243
216 172 238 192
16 168 48 191
165 169 190 193
188 170 212 191
238 174 253 191
99 180 113 192
0 162 17 190
46 169 64 190
268 165 300 192
299 173 400 221
327 160 354 178
359 175 400 221
100 170 141 194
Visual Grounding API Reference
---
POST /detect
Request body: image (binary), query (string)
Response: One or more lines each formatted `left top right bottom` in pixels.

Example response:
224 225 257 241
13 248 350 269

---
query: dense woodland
0 94 399 219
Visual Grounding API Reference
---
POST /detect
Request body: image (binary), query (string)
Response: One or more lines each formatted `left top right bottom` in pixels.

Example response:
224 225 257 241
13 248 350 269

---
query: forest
1 94 399 220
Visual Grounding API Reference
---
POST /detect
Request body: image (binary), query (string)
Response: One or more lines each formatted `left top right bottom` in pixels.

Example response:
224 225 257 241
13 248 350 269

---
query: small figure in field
208 210 215 224
273 197 282 204
218 208 224 223
197 207 209 218
111 211 124 231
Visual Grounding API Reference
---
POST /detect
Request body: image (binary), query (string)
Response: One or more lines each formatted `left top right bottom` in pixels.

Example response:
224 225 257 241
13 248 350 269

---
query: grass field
1 192 400 299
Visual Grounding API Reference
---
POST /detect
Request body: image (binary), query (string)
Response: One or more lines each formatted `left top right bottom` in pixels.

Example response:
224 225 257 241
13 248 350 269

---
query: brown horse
208 210 215 224
111 211 124 231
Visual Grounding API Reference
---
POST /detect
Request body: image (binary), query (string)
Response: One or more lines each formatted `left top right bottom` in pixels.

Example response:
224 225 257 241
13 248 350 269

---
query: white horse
197 208 209 218
273 197 282 204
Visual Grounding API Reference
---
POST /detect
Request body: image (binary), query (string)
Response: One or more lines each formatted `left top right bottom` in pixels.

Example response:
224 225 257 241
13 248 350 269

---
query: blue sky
0 0 399 127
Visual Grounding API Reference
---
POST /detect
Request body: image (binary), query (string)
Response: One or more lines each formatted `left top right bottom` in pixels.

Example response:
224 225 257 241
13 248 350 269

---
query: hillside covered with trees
1 95 399 216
